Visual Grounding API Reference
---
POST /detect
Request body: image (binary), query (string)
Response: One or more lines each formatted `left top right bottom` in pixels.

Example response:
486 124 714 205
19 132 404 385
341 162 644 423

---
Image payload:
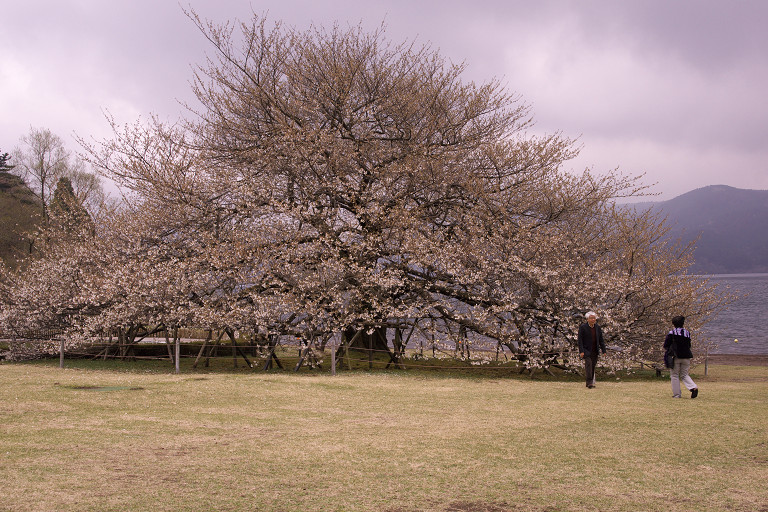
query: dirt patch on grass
55 383 145 391
386 501 522 512
445 502 513 512
385 501 516 512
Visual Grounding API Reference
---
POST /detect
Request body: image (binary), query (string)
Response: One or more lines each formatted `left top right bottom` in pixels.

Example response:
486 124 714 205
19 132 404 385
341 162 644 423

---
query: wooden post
117 327 124 360
102 331 112 360
233 332 238 368
704 348 709 376
59 338 64 369
368 330 373 370
175 329 180 374
331 337 336 376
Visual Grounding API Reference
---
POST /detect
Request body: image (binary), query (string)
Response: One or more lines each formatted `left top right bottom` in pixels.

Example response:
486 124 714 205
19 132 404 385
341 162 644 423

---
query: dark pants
584 355 598 386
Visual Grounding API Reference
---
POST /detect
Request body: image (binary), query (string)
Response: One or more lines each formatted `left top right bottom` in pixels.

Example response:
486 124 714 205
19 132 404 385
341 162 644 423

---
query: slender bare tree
12 128 70 222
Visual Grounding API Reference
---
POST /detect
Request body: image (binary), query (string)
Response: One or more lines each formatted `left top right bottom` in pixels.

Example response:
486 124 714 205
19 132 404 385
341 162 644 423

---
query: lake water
698 273 768 354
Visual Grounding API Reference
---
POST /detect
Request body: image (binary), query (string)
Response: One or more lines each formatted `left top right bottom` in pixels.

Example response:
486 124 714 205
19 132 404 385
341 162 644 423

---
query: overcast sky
2 0 766 200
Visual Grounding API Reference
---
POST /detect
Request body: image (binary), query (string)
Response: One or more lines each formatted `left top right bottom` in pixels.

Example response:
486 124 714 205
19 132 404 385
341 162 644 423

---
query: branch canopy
1 13 728 369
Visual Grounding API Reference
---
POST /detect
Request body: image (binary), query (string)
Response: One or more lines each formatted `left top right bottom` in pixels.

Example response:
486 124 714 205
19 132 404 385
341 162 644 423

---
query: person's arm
577 325 585 357
663 333 672 349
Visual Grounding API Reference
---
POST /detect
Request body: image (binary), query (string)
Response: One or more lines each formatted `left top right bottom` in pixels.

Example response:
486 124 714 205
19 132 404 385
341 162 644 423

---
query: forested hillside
0 171 41 269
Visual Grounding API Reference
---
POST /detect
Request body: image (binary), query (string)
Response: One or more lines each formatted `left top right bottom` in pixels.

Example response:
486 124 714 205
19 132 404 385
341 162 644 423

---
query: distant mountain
633 185 768 274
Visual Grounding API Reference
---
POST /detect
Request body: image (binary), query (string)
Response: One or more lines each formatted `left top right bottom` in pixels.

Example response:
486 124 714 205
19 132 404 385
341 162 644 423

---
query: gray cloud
1 0 766 199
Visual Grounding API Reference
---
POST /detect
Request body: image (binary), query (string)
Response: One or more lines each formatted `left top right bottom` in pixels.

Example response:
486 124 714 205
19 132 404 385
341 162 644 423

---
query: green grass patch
13 347 668 382
1 361 766 511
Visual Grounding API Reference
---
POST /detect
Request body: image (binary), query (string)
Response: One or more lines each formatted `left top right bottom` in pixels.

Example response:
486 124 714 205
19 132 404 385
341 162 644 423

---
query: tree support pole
383 328 402 369
294 337 320 371
335 329 363 371
226 329 253 368
192 330 214 368
263 334 284 370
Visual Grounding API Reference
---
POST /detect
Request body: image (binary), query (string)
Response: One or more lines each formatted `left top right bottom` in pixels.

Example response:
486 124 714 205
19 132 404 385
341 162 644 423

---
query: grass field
1 359 767 512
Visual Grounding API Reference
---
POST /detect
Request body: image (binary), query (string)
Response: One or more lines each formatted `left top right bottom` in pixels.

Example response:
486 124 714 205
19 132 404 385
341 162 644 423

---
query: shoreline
705 353 768 366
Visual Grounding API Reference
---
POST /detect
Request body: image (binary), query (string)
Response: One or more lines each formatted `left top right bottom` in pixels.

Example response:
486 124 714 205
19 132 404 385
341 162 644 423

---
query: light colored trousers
670 358 697 398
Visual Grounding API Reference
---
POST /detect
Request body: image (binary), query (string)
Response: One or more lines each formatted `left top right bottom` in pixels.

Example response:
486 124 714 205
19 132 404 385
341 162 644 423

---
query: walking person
577 311 606 388
664 315 698 398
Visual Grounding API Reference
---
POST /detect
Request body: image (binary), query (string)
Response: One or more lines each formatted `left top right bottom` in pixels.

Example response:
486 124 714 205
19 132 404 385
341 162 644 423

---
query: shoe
691 388 698 399
587 384 595 389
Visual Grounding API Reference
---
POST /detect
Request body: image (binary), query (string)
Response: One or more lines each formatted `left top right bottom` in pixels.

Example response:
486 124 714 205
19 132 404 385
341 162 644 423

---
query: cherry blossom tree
1 13 727 369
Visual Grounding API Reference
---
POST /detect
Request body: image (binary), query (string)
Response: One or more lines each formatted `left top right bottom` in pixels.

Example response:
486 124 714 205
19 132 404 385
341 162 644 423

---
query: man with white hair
577 311 607 388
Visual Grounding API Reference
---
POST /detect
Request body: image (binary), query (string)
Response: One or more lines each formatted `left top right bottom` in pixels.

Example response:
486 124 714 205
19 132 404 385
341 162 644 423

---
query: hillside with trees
0 152 42 269
0 129 107 273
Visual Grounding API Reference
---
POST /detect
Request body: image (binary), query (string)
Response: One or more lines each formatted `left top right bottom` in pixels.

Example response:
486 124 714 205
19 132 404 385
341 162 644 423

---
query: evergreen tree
0 151 14 172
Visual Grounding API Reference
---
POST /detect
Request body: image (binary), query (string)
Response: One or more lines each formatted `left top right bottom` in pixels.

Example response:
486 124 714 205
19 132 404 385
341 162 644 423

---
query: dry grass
1 361 767 511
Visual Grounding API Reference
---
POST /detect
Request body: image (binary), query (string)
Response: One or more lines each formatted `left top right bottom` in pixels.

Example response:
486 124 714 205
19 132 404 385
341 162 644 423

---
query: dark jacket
577 322 606 357
664 328 694 359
